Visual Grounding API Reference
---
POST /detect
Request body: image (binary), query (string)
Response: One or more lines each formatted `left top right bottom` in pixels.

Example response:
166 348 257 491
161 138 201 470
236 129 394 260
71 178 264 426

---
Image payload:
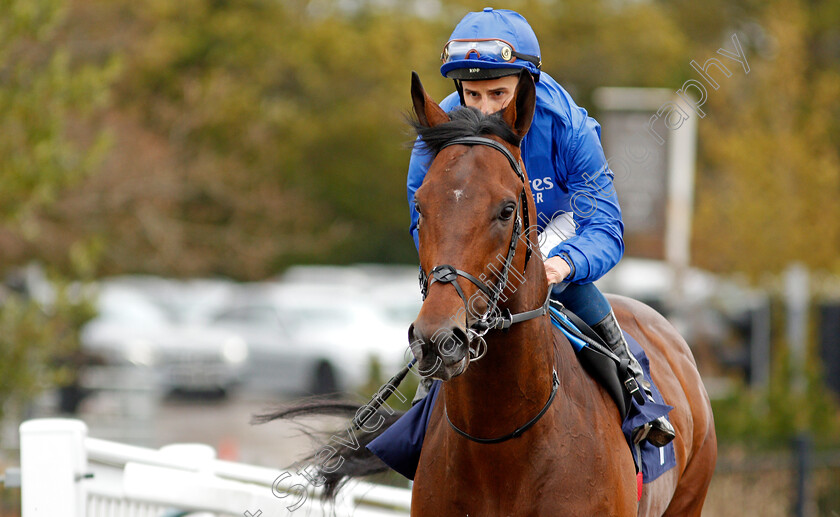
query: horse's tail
252 398 402 501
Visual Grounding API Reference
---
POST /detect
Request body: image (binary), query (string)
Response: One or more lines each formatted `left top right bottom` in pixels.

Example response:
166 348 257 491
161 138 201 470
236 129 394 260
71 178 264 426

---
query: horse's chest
412 432 637 516
412 474 615 517
412 477 633 517
413 454 571 514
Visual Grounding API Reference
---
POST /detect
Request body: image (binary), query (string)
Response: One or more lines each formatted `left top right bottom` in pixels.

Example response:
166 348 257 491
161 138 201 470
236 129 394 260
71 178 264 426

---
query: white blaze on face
453 189 464 202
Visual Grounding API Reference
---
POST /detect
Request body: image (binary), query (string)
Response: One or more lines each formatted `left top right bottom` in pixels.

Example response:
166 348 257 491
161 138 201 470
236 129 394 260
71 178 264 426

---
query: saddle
548 300 633 420
548 301 675 482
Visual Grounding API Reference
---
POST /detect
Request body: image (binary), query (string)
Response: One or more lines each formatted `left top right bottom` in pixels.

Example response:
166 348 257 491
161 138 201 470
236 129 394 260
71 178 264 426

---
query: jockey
406 8 675 447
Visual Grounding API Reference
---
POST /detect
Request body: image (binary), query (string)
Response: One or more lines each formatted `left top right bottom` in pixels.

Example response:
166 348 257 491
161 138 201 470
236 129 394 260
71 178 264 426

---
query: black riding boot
593 310 676 447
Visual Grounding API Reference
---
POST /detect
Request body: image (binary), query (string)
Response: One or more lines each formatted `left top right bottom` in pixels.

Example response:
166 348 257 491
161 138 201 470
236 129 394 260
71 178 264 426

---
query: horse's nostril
409 324 425 352
434 327 468 361
452 327 469 348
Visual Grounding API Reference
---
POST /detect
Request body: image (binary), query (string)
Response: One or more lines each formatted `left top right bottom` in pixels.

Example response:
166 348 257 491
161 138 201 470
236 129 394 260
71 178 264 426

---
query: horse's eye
499 204 516 221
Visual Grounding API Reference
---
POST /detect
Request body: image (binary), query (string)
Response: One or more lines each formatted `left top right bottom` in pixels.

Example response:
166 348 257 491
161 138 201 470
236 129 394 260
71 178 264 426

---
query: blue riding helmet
440 8 541 81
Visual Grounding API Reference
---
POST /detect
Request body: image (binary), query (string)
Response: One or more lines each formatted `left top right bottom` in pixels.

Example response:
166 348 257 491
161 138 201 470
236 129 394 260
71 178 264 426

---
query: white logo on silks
529 176 555 203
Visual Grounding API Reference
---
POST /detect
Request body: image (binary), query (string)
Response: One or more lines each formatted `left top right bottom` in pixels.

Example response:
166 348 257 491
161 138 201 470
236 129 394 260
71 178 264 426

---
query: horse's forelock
411 107 522 156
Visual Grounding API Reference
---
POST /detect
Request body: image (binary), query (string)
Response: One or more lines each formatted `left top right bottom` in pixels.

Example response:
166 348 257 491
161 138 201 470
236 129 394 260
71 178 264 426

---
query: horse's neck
442 272 560 438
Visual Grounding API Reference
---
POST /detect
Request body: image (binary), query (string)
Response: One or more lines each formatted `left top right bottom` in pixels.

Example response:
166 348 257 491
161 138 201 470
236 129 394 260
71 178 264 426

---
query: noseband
418 136 549 352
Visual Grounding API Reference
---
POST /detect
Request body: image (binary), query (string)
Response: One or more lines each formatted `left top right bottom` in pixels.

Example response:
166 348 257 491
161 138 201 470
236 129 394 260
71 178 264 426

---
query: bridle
418 136 548 351
417 135 556 444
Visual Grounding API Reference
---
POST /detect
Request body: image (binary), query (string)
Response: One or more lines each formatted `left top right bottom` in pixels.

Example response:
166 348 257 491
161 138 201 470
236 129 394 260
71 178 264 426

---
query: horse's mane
411 106 522 155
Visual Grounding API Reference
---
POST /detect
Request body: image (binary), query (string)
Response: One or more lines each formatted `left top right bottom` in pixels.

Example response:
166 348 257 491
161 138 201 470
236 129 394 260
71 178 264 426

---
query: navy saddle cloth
367 319 676 483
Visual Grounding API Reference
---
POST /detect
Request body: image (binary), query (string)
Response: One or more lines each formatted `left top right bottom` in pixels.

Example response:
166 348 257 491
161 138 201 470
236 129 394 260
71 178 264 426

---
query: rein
417 136 557 444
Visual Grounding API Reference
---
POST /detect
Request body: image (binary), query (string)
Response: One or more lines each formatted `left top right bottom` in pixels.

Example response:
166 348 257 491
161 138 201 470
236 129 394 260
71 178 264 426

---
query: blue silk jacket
406 72 624 284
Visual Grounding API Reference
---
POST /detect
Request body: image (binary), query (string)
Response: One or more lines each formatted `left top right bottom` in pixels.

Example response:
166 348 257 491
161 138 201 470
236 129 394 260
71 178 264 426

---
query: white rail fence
19 418 412 517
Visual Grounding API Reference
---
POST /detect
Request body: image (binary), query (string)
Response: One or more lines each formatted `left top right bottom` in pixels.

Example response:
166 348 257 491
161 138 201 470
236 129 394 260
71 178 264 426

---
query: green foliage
5 0 453 279
0 0 112 438
711 344 840 449
0 0 752 280
0 0 837 280
0 0 118 229
0 282 96 427
691 0 840 278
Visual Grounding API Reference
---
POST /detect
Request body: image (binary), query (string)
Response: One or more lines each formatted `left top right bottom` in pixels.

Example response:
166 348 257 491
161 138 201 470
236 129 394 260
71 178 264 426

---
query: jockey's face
461 75 520 114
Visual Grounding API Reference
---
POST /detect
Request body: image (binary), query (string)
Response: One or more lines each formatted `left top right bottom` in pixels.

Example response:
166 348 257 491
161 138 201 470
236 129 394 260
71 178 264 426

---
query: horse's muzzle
408 323 470 381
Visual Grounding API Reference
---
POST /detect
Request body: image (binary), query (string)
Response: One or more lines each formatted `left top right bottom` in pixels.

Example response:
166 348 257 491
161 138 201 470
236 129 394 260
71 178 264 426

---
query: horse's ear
502 69 536 138
411 71 449 128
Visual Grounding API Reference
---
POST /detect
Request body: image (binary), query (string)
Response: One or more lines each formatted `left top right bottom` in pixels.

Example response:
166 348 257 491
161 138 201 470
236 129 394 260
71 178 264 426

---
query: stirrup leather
624 376 646 406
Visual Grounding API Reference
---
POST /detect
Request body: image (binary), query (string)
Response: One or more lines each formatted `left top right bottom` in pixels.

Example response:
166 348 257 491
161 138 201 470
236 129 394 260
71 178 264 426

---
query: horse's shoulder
548 320 626 429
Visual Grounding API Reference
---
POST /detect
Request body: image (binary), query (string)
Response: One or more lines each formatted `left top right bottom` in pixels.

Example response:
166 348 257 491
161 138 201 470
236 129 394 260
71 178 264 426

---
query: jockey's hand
544 255 572 285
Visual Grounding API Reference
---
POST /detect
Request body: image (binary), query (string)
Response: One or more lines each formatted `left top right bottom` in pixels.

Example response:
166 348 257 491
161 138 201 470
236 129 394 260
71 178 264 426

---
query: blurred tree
0 0 110 434
0 0 117 254
692 0 840 278
0 282 96 424
0 0 836 283
2 0 451 279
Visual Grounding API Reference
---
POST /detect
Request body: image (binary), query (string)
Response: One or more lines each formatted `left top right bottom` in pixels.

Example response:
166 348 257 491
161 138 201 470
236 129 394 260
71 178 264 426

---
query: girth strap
552 302 612 352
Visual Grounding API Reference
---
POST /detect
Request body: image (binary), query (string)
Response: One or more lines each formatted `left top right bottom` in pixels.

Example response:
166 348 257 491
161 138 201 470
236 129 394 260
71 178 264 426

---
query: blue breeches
550 282 612 326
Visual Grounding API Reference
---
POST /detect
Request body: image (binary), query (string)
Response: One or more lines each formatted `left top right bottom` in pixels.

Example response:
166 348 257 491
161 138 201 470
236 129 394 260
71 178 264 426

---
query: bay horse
404 69 715 516
259 70 716 516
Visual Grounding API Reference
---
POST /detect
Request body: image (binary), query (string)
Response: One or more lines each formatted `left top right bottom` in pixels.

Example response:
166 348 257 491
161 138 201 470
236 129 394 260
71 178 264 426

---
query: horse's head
408 70 542 381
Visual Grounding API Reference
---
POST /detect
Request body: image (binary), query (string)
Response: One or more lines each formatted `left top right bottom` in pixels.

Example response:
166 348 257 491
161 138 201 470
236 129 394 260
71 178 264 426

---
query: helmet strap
454 79 465 106
511 51 541 70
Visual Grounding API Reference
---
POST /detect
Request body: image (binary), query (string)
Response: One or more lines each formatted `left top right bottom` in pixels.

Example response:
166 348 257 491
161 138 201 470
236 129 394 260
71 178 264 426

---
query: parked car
80 279 248 396
208 282 416 397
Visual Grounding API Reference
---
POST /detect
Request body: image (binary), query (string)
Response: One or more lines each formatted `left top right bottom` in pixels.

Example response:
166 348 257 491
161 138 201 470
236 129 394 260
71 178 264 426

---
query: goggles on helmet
441 38 541 69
